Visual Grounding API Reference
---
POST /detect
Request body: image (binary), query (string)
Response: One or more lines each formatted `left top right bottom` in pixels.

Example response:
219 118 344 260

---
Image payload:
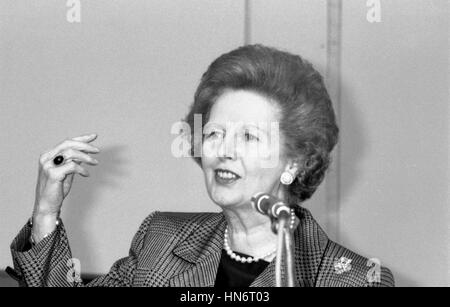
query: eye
205 130 224 139
244 131 259 142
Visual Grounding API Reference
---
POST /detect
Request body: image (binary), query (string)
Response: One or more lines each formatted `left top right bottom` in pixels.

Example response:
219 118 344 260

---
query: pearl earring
280 171 294 185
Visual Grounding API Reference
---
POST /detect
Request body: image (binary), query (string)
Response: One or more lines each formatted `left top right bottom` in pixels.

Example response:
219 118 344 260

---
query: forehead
208 90 280 125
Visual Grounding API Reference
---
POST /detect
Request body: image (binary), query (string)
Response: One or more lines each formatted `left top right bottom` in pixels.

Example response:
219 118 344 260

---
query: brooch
333 256 352 274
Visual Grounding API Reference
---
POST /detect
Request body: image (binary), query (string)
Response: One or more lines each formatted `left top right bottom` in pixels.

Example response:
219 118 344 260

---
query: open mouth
214 169 241 184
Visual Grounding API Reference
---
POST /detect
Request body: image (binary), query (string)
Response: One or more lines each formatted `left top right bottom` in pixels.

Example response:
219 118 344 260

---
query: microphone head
250 191 266 204
251 192 289 218
250 192 271 214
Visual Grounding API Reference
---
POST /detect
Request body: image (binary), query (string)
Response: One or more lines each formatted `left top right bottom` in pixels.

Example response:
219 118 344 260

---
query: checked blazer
9 207 394 287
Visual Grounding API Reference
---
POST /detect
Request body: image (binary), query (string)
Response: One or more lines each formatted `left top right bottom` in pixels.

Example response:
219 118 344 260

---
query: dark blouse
214 249 270 287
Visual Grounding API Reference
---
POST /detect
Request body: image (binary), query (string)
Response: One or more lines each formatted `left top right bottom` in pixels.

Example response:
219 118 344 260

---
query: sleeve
9 212 158 287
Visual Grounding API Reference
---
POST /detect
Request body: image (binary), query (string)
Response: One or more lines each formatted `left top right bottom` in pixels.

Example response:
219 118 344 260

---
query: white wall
0 0 448 286
337 0 449 286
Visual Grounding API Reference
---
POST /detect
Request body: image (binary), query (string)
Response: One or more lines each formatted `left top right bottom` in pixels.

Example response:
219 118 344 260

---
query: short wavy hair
184 44 339 204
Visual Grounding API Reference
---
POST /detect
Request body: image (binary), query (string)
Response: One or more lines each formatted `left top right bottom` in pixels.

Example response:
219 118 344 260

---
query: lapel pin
333 256 352 274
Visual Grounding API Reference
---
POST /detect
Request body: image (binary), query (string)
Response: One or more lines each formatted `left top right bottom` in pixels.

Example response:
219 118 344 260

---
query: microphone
251 192 291 218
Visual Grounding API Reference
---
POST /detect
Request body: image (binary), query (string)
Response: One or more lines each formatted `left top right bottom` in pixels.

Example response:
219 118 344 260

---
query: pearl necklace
223 209 297 263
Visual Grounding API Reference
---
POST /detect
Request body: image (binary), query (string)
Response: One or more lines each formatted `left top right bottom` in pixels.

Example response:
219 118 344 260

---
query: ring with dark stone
53 155 64 166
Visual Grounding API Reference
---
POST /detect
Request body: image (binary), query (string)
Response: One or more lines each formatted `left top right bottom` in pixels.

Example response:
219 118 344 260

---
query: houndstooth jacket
9 207 394 287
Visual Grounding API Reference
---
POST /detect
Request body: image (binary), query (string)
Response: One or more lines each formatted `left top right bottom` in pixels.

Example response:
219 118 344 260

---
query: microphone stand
251 192 298 287
273 210 296 287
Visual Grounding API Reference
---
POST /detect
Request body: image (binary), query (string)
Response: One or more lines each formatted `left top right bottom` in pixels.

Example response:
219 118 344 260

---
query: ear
284 154 309 175
284 159 300 175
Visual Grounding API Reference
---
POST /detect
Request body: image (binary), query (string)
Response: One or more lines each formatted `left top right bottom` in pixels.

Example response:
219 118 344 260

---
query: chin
211 192 243 208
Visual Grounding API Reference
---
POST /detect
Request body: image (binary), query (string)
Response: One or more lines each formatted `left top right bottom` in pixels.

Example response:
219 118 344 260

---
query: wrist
32 211 59 224
30 214 60 244
33 200 60 218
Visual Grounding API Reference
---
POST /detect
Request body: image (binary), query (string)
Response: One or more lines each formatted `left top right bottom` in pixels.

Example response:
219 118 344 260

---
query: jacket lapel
293 207 329 286
168 212 226 287
166 207 328 287
250 208 329 287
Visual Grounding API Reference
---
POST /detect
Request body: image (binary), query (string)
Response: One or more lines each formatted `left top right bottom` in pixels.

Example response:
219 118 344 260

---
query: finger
43 140 100 163
48 161 89 181
64 173 75 189
40 134 98 162
59 148 99 165
42 150 98 171
72 133 97 143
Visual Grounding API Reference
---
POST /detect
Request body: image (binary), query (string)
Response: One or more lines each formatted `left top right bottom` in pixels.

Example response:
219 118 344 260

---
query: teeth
217 170 237 179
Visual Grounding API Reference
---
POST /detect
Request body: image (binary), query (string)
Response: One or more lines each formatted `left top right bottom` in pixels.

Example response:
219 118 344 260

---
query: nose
217 134 237 160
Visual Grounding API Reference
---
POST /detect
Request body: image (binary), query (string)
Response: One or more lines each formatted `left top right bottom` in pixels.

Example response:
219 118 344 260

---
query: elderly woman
9 44 394 287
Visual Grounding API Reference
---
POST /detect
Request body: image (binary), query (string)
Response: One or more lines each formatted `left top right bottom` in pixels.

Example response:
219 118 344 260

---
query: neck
220 183 288 258
222 202 278 257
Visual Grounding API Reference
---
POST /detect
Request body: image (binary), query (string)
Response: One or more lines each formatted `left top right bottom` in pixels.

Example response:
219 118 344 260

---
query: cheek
202 142 213 159
244 156 284 184
202 140 222 161
200 159 213 183
201 141 217 165
201 163 215 183
245 160 278 183
241 140 280 166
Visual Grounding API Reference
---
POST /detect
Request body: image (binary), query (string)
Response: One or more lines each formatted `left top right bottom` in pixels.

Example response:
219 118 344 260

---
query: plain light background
0 0 448 286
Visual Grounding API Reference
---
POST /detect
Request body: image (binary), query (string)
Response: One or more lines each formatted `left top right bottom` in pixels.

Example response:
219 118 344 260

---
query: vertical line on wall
325 0 342 241
244 0 251 45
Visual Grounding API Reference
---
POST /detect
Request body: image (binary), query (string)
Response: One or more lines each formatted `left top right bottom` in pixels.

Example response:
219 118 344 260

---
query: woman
9 44 394 287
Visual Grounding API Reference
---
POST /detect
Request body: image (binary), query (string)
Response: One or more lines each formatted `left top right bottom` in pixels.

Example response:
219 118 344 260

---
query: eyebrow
203 123 224 132
244 123 269 134
203 122 270 136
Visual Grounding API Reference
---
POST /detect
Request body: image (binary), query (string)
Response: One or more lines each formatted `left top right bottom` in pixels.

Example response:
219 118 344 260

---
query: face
201 89 289 210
